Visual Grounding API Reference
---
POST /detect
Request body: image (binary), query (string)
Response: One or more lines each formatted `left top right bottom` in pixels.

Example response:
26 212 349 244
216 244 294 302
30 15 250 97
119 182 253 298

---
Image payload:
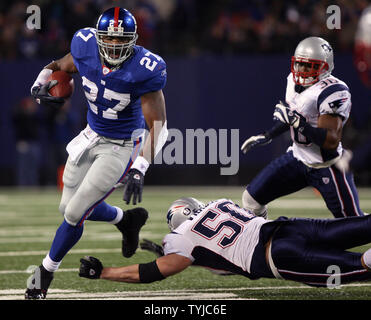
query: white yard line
0 248 121 257
0 231 160 244
0 292 239 300
0 268 79 274
1 283 370 300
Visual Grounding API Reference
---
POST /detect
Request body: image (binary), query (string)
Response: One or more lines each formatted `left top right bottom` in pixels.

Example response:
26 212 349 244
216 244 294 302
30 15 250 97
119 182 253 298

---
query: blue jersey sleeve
129 46 167 97
135 62 167 96
70 28 97 72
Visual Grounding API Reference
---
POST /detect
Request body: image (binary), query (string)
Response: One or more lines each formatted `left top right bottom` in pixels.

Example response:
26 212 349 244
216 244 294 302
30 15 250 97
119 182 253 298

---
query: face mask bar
96 31 138 65
291 56 329 86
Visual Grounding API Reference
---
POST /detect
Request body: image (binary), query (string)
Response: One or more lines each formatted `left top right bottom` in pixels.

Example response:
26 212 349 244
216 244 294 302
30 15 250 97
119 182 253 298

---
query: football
47 71 74 98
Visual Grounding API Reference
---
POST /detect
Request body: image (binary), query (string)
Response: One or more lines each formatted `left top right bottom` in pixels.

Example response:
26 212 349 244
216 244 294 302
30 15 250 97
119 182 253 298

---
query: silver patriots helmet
166 198 205 231
291 37 334 86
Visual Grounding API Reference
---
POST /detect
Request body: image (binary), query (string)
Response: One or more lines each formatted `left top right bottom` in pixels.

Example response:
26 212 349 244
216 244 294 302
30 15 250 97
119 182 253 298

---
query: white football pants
59 138 140 226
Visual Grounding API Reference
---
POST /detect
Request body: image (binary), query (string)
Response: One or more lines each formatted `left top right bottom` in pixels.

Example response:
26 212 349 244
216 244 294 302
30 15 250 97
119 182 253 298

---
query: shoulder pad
71 28 97 60
133 46 166 80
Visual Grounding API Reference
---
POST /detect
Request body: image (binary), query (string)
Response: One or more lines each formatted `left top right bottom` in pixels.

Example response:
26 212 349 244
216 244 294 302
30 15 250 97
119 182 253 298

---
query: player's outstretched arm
241 120 289 154
79 254 191 283
122 89 167 205
31 53 77 108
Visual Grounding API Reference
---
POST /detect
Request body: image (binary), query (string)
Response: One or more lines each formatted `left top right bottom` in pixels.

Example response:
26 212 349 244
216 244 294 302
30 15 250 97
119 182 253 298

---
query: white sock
362 248 371 270
109 206 123 225
42 254 61 273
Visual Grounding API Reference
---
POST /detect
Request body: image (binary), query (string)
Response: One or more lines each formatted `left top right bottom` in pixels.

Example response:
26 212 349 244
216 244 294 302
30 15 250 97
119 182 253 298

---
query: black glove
31 80 65 109
79 256 103 279
140 239 164 257
122 168 144 205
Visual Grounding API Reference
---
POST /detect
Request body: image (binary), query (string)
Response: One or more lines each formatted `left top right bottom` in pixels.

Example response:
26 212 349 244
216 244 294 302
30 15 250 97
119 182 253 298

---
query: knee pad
63 202 85 226
63 185 104 226
242 189 268 218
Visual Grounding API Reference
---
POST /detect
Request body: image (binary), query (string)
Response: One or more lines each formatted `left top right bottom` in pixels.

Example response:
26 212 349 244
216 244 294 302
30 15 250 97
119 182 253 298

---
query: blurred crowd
2 0 371 186
1 0 371 60
12 96 80 186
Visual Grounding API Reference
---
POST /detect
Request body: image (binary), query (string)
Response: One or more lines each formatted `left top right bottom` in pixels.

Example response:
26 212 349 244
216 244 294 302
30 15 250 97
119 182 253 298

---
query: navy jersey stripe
317 84 349 110
191 246 252 278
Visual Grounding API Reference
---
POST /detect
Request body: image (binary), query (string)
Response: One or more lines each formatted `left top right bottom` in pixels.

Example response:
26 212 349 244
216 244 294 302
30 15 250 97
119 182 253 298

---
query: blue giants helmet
96 7 138 65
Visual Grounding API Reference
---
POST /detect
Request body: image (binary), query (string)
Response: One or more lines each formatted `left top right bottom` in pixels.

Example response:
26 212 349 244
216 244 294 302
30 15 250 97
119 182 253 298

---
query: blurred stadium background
1 0 371 302
0 0 370 188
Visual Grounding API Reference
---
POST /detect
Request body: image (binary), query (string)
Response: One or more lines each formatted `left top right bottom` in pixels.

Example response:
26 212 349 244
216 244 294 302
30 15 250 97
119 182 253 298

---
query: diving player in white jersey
25 7 168 299
241 37 364 219
78 197 371 287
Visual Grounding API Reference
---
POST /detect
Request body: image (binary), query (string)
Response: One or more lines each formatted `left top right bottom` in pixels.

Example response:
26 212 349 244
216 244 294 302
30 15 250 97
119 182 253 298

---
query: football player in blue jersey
25 7 168 299
240 37 364 220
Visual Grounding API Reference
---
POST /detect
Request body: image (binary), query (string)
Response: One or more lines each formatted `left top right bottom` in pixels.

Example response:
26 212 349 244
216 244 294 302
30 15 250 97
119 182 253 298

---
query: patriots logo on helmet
321 43 332 53
328 98 348 110
166 206 183 225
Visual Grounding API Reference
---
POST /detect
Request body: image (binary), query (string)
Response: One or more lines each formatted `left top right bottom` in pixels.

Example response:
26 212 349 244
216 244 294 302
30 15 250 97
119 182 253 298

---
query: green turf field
1 186 371 300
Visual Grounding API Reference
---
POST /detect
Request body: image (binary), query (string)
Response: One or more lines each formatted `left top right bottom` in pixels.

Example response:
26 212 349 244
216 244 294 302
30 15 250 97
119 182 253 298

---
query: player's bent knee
64 209 80 226
242 190 267 216
63 202 85 226
58 202 66 216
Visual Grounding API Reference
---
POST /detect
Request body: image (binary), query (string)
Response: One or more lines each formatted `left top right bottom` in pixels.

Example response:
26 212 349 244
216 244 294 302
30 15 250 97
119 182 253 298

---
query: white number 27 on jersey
81 76 130 120
140 51 161 71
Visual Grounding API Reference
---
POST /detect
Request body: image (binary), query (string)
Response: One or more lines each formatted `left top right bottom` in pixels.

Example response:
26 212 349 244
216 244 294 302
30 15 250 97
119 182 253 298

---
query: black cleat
115 208 148 258
25 265 54 299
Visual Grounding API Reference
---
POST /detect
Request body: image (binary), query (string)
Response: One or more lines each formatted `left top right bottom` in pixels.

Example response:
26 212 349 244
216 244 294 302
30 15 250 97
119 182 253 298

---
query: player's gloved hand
79 256 103 279
122 168 144 205
31 80 65 109
241 133 272 154
273 101 304 129
140 239 164 257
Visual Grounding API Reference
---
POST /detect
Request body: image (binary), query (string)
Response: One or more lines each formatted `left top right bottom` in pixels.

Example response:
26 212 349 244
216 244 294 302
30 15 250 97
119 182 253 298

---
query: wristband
131 156 150 175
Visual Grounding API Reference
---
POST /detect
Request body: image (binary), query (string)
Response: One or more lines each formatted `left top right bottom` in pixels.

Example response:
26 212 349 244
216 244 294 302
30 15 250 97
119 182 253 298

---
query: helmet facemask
96 31 138 66
291 56 329 86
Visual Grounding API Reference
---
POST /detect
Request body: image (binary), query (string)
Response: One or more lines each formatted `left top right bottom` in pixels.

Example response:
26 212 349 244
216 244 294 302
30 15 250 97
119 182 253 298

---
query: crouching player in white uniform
241 37 364 219
78 197 371 287
25 7 168 299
